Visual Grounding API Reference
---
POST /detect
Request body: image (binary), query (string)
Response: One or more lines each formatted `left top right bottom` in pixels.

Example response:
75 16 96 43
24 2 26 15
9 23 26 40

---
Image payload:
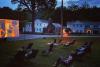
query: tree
11 0 56 33
68 4 80 10
82 1 90 9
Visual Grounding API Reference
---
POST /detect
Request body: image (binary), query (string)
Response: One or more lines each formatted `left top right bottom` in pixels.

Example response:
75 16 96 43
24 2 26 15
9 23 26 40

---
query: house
23 22 32 33
34 19 48 33
52 23 61 34
67 21 100 34
22 19 48 33
23 19 61 34
44 22 61 34
67 21 85 33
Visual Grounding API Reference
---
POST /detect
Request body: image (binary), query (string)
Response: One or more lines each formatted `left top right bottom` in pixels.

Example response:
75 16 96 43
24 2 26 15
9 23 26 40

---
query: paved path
7 34 60 41
7 34 100 41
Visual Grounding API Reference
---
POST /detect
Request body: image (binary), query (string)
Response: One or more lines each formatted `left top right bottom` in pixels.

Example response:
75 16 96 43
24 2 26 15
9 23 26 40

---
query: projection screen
0 19 19 38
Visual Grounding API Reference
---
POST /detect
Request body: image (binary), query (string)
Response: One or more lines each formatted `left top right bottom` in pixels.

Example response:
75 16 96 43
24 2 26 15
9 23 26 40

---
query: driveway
7 34 100 41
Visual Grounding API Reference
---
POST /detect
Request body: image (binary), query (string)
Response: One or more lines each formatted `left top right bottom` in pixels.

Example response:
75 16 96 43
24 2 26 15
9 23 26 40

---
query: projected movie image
0 19 19 38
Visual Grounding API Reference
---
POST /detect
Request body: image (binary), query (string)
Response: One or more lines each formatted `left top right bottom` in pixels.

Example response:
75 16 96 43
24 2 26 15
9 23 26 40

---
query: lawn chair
42 43 54 56
53 53 75 67
74 41 93 61
25 49 39 59
13 43 38 61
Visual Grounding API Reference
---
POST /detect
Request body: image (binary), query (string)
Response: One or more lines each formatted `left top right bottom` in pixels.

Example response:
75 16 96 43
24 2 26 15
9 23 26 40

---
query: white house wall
34 19 48 33
67 21 100 33
22 19 63 33
67 21 85 33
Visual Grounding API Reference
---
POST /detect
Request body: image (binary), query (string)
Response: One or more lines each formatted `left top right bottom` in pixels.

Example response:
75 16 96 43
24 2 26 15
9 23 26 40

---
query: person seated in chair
76 46 86 56
25 49 39 59
53 53 74 67
14 46 26 61
24 43 39 59
15 43 35 60
48 43 54 54
26 43 33 50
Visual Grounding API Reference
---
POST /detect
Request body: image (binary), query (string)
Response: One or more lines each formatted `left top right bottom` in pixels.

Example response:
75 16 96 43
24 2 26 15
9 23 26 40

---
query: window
73 24 75 27
76 24 79 27
85 25 90 28
94 25 98 28
37 24 38 26
44 24 45 26
80 24 82 27
80 30 83 33
39 28 41 32
37 28 38 31
40 24 41 26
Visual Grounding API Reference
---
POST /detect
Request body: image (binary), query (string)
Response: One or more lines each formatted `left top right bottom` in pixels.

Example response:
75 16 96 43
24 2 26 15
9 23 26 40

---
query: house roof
35 19 48 23
52 23 61 28
24 19 62 28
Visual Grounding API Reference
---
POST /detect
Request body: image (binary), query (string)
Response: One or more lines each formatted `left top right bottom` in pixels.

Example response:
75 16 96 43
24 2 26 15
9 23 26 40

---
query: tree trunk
31 1 35 34
32 12 35 33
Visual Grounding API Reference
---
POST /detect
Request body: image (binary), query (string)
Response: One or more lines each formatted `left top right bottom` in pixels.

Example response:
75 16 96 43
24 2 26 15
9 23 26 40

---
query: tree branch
17 0 32 12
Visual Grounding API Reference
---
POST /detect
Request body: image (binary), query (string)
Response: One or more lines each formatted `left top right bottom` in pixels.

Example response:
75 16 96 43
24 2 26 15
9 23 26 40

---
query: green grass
0 37 100 67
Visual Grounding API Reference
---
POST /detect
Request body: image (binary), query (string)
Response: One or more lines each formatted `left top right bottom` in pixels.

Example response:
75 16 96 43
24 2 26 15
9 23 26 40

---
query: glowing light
63 28 68 37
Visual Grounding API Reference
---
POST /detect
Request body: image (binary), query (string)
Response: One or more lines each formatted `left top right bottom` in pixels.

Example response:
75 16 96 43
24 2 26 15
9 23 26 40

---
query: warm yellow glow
0 19 19 38
63 29 68 37
87 30 92 33
60 28 70 43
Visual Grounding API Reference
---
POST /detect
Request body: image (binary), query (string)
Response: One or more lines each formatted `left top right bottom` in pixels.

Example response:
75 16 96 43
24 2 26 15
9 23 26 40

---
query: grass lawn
0 37 100 67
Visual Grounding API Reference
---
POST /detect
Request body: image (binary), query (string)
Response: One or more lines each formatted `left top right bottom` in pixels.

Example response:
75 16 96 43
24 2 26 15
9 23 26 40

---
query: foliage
49 7 100 24
0 7 27 20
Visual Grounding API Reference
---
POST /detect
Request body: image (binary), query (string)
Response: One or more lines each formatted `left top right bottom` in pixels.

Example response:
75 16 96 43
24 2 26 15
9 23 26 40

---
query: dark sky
0 0 100 10
57 0 100 7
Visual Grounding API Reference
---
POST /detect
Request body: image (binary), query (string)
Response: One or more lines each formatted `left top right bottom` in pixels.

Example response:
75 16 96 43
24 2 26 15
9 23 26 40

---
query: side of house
67 21 100 34
22 19 61 34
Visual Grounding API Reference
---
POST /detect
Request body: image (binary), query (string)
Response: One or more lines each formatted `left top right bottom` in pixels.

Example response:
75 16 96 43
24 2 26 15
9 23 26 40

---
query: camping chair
42 43 55 56
25 49 39 59
74 41 93 61
53 53 75 67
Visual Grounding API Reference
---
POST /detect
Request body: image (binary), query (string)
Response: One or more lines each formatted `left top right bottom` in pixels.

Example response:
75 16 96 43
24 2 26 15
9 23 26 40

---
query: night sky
57 0 100 7
0 0 100 10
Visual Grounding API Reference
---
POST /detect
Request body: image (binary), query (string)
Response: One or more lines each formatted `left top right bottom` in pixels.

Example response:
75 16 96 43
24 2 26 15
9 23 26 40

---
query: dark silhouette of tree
48 5 100 24
68 4 80 10
81 1 90 9
0 7 28 33
0 7 27 20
